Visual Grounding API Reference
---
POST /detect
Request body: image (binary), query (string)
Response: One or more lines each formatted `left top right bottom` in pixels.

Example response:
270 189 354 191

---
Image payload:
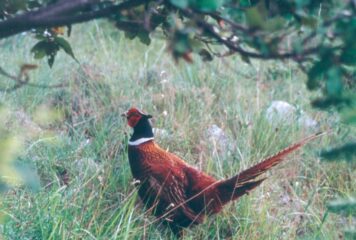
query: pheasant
122 107 323 236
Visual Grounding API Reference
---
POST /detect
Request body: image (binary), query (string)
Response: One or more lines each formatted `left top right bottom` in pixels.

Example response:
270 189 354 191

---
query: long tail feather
216 132 325 204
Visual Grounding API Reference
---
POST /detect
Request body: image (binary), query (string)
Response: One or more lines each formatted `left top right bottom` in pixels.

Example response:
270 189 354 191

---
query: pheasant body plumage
128 141 208 231
123 107 322 236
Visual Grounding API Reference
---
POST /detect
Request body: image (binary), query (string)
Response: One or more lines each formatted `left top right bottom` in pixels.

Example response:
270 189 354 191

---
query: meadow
0 21 355 239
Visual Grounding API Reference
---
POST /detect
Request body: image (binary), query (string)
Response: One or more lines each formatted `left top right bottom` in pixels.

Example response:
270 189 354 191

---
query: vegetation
0 0 355 238
0 0 355 110
0 22 355 239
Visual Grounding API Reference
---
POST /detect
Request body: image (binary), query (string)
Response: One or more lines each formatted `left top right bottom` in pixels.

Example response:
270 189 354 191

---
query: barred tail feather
216 132 324 204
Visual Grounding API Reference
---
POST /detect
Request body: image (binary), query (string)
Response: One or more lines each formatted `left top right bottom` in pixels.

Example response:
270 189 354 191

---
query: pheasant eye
127 112 137 119
127 112 143 128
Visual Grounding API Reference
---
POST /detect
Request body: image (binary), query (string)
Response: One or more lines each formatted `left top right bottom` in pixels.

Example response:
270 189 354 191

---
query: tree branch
0 64 38 92
0 0 147 39
183 10 319 60
34 0 99 19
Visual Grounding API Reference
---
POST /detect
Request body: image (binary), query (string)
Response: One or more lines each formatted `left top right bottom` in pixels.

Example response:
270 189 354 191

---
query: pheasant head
122 107 154 145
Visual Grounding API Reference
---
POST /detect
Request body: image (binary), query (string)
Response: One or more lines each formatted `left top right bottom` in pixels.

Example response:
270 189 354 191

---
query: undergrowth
0 21 354 239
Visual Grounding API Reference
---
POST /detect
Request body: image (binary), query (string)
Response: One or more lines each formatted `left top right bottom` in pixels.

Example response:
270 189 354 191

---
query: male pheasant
123 107 322 236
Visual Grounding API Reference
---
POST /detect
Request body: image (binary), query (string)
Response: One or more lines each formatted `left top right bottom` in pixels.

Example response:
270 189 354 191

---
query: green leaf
239 0 258 8
33 49 46 59
341 107 356 125
311 96 351 109
31 39 61 67
241 54 251 64
137 32 151 45
340 47 356 65
307 50 333 90
245 1 268 29
297 11 318 29
55 37 77 61
325 67 342 97
321 142 356 162
199 49 213 61
173 31 191 54
307 63 323 89
31 41 48 59
7 0 27 13
245 7 264 28
48 53 56 68
124 31 137 40
169 0 188 9
189 0 222 12
67 24 72 37
327 198 356 216
264 17 286 31
27 0 42 9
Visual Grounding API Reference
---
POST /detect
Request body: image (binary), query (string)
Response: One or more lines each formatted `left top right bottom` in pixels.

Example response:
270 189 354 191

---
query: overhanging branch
0 0 147 39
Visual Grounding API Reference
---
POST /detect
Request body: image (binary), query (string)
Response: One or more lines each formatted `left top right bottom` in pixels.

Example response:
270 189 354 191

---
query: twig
0 64 64 92
186 10 320 60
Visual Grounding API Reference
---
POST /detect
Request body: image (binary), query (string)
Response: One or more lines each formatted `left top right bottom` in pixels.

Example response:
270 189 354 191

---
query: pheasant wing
147 167 204 226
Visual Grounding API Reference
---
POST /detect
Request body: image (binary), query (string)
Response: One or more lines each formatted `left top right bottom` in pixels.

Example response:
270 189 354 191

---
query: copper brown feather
123 107 323 237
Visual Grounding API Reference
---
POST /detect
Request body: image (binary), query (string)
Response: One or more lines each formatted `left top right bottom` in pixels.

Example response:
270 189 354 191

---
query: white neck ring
128 137 154 146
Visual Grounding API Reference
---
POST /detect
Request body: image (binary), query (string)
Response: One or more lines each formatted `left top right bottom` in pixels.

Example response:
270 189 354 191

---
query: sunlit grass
0 20 354 239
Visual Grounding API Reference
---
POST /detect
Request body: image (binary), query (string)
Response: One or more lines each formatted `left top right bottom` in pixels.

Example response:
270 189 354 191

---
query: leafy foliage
328 198 356 216
0 0 354 103
31 28 77 67
321 143 356 162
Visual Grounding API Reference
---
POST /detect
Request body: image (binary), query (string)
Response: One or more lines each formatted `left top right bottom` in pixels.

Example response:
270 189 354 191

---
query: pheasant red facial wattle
123 107 323 237
123 107 152 128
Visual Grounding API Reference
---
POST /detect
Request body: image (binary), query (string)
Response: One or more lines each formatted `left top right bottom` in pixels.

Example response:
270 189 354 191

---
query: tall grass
0 20 354 239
